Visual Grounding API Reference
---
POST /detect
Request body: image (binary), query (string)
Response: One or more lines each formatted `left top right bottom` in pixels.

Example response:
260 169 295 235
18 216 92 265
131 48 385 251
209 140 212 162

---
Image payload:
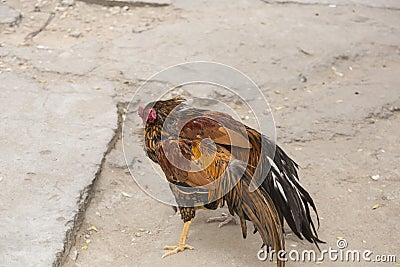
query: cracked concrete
0 72 117 266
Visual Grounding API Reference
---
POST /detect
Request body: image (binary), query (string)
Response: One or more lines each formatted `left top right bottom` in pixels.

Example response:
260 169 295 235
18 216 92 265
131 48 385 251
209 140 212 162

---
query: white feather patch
272 172 288 202
267 156 280 174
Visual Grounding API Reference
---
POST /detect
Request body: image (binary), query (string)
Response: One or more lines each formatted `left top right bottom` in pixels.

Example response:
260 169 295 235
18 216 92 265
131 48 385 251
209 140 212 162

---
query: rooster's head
138 97 186 125
138 106 157 124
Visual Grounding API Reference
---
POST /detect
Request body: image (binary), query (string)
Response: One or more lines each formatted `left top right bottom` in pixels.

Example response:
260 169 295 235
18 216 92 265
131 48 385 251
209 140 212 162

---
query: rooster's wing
154 138 285 267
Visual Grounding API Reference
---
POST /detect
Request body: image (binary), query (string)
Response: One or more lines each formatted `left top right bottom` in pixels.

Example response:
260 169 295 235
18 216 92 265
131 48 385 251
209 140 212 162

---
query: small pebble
371 174 380 181
69 247 78 261
69 31 82 38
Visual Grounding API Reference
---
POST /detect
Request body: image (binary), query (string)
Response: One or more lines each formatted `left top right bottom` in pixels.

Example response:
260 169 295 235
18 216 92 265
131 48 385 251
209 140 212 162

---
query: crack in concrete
54 102 125 267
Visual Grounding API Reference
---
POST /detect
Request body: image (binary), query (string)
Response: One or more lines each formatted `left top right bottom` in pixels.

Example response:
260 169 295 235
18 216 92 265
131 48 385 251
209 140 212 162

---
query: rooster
138 97 323 266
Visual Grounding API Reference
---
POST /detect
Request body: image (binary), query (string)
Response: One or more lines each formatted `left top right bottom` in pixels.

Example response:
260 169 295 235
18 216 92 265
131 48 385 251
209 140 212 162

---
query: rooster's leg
207 212 236 227
162 220 194 258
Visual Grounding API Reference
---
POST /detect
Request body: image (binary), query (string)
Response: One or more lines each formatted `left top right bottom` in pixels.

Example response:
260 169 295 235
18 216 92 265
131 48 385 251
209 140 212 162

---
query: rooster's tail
222 160 285 267
263 143 324 248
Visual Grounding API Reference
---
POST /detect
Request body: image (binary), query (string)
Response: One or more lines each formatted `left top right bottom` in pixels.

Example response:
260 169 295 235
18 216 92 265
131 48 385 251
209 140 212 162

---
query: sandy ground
1 0 399 266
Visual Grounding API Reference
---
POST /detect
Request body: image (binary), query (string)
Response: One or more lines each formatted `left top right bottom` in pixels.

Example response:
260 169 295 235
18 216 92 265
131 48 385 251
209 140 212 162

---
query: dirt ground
2 0 399 266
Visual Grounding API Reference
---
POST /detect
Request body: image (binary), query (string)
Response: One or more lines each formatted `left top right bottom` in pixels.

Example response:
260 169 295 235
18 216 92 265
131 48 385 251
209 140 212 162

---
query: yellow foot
162 243 194 258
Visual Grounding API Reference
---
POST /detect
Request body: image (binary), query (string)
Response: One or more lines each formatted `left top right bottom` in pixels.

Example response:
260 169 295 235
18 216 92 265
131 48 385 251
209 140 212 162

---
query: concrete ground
0 0 399 266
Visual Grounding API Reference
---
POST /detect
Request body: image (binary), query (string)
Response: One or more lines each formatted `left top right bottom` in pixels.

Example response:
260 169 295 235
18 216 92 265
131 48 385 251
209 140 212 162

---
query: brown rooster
138 97 323 266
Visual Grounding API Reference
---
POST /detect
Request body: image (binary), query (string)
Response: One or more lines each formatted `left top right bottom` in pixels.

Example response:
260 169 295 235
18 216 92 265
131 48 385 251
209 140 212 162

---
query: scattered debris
132 25 153 33
388 105 400 112
371 174 380 181
122 191 132 198
298 48 312 56
298 73 307 83
36 45 53 51
367 102 400 120
335 55 350 61
87 225 99 232
69 30 82 38
331 66 344 77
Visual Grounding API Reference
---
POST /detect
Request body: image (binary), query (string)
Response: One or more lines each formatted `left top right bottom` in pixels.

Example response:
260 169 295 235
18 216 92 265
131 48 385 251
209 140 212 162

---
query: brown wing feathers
155 137 285 266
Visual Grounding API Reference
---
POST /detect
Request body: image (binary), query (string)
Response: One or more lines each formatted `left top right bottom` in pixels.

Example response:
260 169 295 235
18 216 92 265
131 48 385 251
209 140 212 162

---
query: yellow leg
162 220 194 258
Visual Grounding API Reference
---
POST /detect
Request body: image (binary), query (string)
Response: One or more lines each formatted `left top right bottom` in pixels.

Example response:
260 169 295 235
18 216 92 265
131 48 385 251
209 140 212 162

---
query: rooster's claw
162 243 194 258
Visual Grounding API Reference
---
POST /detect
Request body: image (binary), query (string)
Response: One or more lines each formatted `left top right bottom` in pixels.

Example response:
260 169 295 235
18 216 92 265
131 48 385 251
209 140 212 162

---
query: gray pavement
0 3 21 26
0 71 117 266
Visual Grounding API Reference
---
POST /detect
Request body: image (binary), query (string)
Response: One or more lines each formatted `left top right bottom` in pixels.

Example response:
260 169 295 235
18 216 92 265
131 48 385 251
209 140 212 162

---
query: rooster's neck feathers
143 97 186 162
